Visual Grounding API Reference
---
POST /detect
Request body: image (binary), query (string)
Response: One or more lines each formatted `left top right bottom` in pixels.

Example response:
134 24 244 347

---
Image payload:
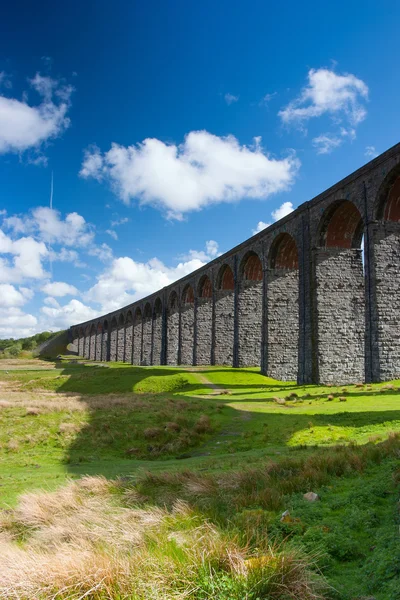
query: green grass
1 360 400 598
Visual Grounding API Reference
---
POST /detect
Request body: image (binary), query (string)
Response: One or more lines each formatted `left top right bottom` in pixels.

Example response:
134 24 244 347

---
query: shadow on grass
34 359 400 481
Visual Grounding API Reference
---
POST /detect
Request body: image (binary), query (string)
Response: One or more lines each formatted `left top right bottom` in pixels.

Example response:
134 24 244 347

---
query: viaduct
70 142 400 384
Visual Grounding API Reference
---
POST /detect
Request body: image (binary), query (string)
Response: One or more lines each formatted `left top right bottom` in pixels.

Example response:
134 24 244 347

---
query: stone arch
89 324 96 360
196 274 213 365
314 200 365 383
167 291 179 365
110 317 118 361
78 327 85 357
370 166 400 380
132 307 142 365
84 325 91 359
152 297 163 365
215 264 235 365
117 313 125 361
267 233 299 380
102 320 109 361
125 310 133 364
142 302 153 365
318 200 364 249
238 250 263 367
95 322 102 361
180 284 195 365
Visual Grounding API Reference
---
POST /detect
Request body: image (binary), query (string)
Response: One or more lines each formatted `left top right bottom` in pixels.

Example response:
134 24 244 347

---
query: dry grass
0 477 325 600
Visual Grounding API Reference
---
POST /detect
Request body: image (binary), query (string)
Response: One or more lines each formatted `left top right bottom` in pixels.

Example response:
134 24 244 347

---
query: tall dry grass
0 476 325 600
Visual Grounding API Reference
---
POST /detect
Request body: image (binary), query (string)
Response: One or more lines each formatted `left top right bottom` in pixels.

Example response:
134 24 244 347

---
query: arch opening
241 252 263 281
318 200 363 249
198 275 212 298
217 264 234 291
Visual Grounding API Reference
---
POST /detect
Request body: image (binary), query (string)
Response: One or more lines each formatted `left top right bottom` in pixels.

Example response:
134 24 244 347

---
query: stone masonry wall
370 223 400 380
152 313 163 365
180 304 194 364
238 280 262 366
214 292 234 365
84 335 90 359
78 336 84 357
90 333 96 360
142 317 152 365
102 330 108 361
267 269 299 380
196 299 213 365
117 325 125 361
125 320 133 364
96 331 102 360
132 321 142 365
314 248 365 384
167 308 179 365
110 327 117 361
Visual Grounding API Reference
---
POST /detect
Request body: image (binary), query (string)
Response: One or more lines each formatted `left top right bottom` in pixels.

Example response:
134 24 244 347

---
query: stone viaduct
70 142 400 384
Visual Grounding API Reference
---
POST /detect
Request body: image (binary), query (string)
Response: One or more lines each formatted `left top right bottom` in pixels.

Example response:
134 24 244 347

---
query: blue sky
0 0 399 337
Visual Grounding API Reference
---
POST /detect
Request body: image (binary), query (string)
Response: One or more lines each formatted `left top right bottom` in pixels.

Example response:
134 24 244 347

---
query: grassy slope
1 360 400 598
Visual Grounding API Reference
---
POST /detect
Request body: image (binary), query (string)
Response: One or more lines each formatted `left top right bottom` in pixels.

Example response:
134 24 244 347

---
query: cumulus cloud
0 307 38 338
41 281 79 297
0 284 33 308
80 131 300 219
279 68 368 127
252 221 271 235
0 72 73 156
41 298 99 329
32 207 94 247
85 241 221 313
0 230 48 283
252 201 295 235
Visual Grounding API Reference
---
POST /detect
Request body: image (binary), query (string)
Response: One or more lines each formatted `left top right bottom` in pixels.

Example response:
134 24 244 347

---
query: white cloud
224 93 239 105
252 221 271 235
110 217 129 227
252 201 295 235
0 72 73 155
50 247 86 268
41 281 79 297
85 241 221 313
32 207 94 247
0 284 33 308
0 230 48 283
80 131 300 219
0 307 38 339
312 127 356 155
258 92 277 107
279 68 368 127
365 145 378 159
41 298 99 329
106 229 118 240
271 201 294 221
88 243 113 263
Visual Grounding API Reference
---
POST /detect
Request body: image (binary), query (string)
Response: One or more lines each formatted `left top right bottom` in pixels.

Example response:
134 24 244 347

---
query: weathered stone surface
303 492 319 502
167 301 179 365
180 304 194 365
214 291 234 365
238 280 262 367
267 269 299 380
196 298 213 365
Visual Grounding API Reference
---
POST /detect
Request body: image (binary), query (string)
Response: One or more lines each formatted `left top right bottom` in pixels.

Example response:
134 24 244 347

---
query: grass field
0 358 399 599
